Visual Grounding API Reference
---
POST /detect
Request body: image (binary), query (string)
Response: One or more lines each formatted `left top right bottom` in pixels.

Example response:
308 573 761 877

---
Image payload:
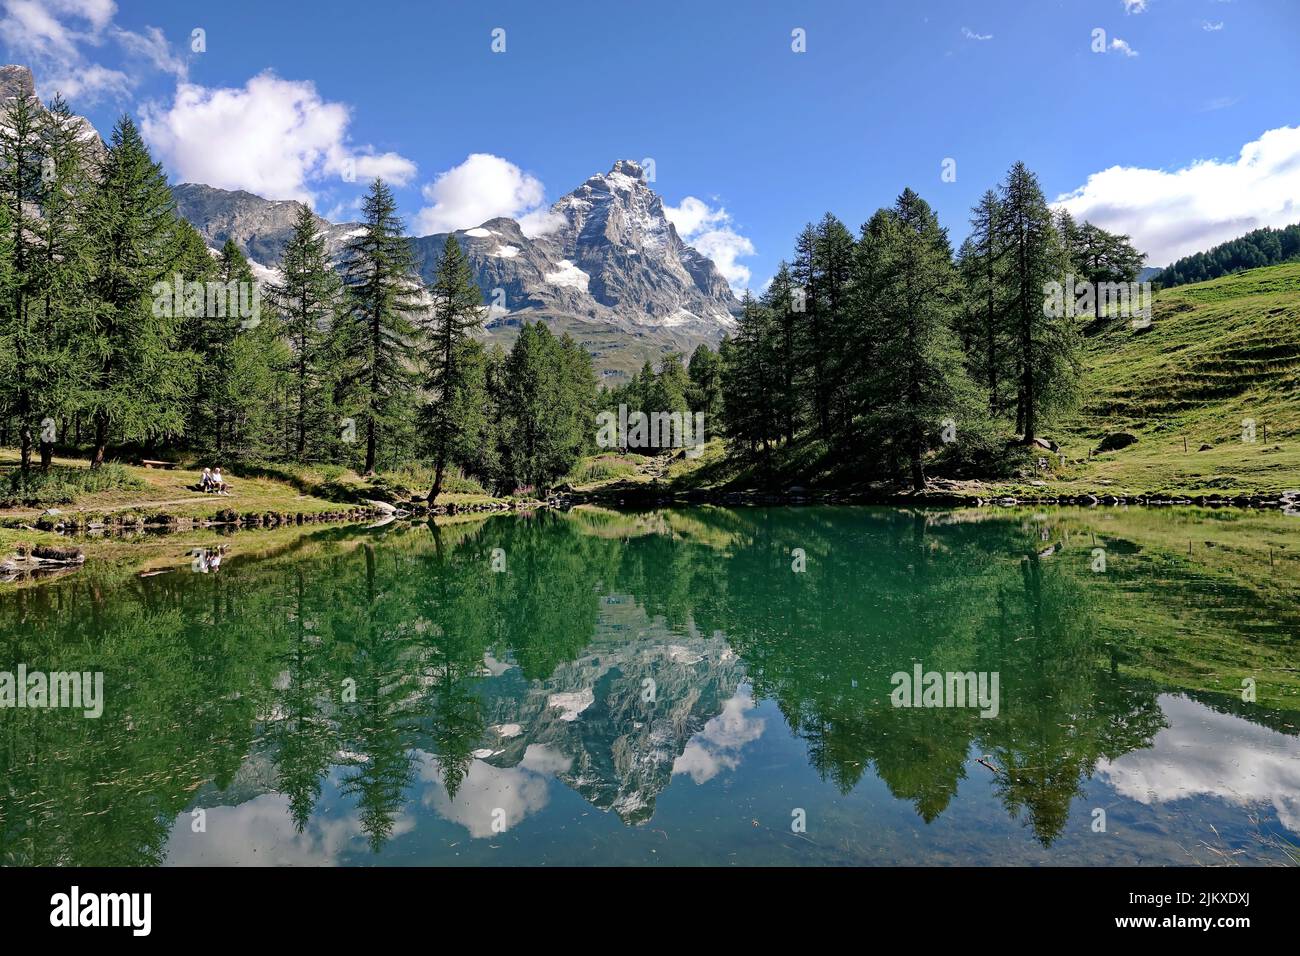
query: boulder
1095 432 1138 453
30 545 85 564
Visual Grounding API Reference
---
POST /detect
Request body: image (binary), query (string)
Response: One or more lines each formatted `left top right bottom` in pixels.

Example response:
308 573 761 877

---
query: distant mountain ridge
171 160 740 378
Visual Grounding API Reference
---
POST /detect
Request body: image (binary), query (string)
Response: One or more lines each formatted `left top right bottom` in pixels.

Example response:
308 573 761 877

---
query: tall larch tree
996 162 1076 443
83 117 190 468
337 178 423 475
32 94 95 470
421 234 487 503
268 205 341 460
863 189 983 490
0 86 43 474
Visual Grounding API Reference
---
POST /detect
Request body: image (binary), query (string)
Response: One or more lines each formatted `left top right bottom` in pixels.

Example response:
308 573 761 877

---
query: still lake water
2 505 1298 866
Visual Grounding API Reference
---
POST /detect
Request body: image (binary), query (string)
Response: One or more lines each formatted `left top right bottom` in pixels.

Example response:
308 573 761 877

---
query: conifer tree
790 223 824 436
686 343 723 424
32 95 95 470
82 117 190 468
499 322 594 491
856 189 984 489
813 213 856 434
337 178 423 474
268 205 340 460
0 87 44 474
763 263 801 442
1067 220 1145 314
171 218 218 448
421 235 487 502
995 162 1077 443
193 239 256 454
721 294 781 463
959 189 1011 416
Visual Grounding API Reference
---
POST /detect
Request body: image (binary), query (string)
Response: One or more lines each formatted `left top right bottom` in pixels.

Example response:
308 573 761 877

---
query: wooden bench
139 459 177 470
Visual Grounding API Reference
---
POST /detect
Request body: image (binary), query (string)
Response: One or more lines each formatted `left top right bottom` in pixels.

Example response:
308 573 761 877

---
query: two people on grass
199 467 231 495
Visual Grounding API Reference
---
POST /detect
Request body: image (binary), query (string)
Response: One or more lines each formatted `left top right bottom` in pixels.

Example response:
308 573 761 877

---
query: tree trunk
364 417 376 476
427 456 446 505
91 411 109 469
19 423 32 476
296 336 307 460
1021 309 1036 443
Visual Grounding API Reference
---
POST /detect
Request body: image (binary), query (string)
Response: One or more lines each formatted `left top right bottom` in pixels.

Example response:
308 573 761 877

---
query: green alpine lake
2 505 1298 866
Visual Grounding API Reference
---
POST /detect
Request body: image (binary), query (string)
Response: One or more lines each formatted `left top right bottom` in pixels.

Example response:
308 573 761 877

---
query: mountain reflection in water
2 506 1297 866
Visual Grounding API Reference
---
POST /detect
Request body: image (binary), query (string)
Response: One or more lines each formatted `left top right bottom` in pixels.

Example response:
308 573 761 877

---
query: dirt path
634 452 675 482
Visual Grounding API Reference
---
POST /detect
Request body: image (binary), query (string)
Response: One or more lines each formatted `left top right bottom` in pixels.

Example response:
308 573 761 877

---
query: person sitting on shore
212 467 230 496
200 467 214 492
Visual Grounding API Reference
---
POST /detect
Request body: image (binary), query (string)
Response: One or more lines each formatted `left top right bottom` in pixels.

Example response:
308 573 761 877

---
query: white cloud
664 196 756 292
140 71 416 204
163 788 415 865
112 24 186 80
1202 20 1224 32
1122 0 1148 13
961 27 993 41
0 0 183 103
1199 95 1239 112
1098 695 1300 835
664 195 727 236
413 153 559 236
518 207 566 238
672 687 765 785
420 745 570 838
1110 37 1139 57
44 62 130 101
1054 125 1300 266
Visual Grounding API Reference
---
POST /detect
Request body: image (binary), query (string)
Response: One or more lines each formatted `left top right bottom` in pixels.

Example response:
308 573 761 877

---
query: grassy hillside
1055 262 1300 496
580 262 1300 499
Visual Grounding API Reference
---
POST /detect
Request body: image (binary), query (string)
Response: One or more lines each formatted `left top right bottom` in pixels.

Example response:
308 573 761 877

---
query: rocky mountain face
0 63 34 101
171 160 740 378
170 183 360 267
0 64 106 165
5 59 738 377
469 603 748 825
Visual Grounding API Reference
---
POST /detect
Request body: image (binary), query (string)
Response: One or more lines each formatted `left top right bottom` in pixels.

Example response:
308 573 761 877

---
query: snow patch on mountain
544 260 590 291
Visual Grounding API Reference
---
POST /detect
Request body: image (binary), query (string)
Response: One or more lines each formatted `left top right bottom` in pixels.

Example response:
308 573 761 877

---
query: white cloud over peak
140 71 416 204
663 195 728 236
1054 125 1300 266
664 196 756 292
414 153 560 237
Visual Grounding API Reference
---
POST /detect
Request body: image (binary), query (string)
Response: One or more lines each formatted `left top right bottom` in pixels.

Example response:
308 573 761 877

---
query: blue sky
3 0 1298 285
